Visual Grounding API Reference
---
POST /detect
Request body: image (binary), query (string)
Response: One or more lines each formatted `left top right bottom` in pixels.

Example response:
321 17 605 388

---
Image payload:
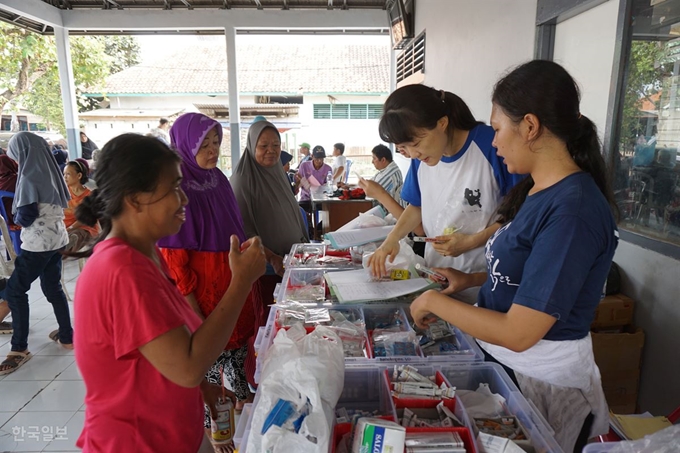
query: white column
390 48 397 93
54 26 81 160
225 26 241 169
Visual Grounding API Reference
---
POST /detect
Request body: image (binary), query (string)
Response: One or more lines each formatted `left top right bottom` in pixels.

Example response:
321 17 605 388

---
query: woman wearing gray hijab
0 132 74 376
230 121 308 306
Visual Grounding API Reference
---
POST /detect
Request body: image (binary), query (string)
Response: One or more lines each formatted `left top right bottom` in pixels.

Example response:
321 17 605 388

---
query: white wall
553 0 620 139
414 0 537 123
614 241 680 416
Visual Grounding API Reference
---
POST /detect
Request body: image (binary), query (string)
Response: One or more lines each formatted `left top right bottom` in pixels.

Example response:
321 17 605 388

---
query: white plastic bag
362 238 425 274
595 425 680 453
245 324 345 453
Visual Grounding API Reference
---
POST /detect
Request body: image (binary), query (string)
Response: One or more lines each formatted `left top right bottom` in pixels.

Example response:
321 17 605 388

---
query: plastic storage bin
283 243 362 270
582 443 622 452
254 305 485 383
233 403 252 451
440 362 564 453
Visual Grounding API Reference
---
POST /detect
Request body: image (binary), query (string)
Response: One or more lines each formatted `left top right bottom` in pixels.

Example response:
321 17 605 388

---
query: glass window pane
614 0 680 244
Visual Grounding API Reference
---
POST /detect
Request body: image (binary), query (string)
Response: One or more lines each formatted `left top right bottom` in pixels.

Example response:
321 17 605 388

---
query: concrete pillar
54 26 82 160
225 26 241 169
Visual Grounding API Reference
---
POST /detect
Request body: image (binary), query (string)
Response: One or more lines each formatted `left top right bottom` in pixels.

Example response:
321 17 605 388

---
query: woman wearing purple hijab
158 113 263 421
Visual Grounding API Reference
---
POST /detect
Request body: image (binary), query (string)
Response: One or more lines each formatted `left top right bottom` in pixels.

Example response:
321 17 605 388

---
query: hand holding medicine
432 267 477 295
410 290 441 329
200 379 236 422
432 229 478 257
367 237 401 278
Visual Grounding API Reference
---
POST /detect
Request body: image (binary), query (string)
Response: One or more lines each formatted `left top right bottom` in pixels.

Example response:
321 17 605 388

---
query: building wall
614 241 680 416
413 0 537 123
553 0 620 139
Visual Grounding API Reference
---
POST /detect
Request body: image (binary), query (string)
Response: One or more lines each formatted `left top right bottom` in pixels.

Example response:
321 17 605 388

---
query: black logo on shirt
465 188 482 208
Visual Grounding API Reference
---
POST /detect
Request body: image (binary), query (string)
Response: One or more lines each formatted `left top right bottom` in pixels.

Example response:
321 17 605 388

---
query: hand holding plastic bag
364 238 425 277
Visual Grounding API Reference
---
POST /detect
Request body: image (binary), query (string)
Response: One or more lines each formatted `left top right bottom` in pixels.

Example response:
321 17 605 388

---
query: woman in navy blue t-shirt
410 61 619 453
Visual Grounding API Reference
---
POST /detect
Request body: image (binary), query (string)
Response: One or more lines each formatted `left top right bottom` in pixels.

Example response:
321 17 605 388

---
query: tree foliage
620 40 674 147
0 23 140 133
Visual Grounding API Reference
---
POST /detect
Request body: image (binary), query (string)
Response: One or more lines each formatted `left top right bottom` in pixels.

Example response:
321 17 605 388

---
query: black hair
334 143 345 154
66 161 89 185
493 60 619 223
372 144 393 163
159 118 169 125
66 134 181 258
379 84 483 145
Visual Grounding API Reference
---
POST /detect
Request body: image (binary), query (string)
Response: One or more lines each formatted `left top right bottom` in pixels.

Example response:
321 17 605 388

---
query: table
310 189 375 237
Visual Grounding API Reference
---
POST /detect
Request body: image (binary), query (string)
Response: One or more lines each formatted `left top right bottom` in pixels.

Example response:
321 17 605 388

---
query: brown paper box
591 294 635 329
591 327 644 377
600 372 640 414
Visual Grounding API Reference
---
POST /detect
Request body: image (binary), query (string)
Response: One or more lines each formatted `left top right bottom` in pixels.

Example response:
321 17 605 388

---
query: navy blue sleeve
400 159 422 207
513 214 606 323
473 125 526 196
14 203 39 228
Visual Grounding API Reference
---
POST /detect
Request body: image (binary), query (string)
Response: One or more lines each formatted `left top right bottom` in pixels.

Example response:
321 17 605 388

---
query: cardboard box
591 294 635 329
591 326 644 377
601 372 640 414
592 326 644 415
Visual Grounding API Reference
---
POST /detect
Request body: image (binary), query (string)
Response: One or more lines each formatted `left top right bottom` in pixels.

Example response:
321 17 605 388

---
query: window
396 31 425 84
313 104 384 120
613 0 680 246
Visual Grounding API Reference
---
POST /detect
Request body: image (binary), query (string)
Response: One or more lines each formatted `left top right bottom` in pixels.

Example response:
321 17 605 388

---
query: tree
102 35 141 74
0 23 140 133
619 41 673 147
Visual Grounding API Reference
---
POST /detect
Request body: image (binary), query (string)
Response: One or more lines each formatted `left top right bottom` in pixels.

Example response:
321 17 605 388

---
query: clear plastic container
283 243 361 270
582 443 622 452
233 403 252 451
440 362 564 453
255 305 484 383
336 366 397 421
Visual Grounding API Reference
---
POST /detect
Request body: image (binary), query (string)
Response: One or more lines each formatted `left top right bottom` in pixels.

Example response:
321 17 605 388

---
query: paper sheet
331 278 433 303
324 226 394 249
612 413 672 440
308 175 322 187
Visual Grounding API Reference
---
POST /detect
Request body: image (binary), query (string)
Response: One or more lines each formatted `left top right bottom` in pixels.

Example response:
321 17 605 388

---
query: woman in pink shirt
70 134 266 453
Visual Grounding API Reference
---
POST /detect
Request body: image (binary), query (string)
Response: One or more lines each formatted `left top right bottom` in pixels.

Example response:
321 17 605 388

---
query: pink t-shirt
74 238 204 453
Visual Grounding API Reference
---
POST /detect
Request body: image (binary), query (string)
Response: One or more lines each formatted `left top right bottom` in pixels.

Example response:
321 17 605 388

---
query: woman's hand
200 380 236 420
410 290 441 329
432 267 472 295
268 254 285 277
432 232 477 257
358 178 387 200
294 173 302 184
229 235 266 286
367 238 400 278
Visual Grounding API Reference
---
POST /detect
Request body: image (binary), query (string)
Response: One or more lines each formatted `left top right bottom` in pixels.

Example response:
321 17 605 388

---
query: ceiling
40 0 387 10
0 0 388 35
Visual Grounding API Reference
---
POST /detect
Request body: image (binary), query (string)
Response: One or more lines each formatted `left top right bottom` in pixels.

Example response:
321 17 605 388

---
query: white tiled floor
0 260 83 453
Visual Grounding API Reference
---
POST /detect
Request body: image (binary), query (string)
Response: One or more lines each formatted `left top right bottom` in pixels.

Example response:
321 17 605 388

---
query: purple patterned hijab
157 113 246 252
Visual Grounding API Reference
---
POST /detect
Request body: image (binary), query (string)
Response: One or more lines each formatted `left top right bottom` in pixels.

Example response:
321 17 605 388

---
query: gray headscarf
7 132 70 214
230 121 308 256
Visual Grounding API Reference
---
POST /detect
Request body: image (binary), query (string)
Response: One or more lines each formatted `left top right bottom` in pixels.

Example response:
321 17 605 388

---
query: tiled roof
91 43 389 96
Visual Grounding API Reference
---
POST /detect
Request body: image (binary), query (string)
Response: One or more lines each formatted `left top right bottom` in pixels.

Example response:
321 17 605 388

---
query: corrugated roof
41 0 386 10
88 42 389 96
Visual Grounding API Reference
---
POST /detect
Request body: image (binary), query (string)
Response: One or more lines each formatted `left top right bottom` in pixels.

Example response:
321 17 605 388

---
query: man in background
148 118 171 145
